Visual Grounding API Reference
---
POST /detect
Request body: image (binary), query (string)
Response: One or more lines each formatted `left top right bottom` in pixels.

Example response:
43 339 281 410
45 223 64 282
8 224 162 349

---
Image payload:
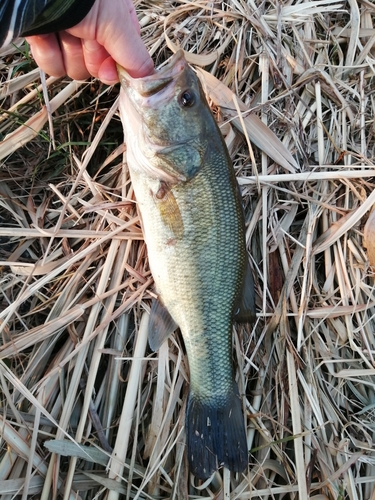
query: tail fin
186 383 248 479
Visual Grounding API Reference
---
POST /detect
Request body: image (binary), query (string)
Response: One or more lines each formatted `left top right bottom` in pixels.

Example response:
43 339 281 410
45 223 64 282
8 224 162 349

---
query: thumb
96 0 153 78
102 20 154 78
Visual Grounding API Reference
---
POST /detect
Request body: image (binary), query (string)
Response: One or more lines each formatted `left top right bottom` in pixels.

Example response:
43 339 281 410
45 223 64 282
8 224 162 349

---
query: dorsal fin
233 259 256 323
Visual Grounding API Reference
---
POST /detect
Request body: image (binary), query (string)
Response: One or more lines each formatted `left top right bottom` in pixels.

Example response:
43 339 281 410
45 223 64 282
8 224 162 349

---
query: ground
0 0 375 498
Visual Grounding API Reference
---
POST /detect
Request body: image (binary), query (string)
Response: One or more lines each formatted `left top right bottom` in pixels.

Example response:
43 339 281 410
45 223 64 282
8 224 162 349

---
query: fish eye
178 89 196 107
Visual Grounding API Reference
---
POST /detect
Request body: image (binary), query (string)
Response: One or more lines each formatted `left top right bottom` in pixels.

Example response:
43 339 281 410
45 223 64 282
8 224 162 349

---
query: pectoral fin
233 260 256 323
149 298 178 351
154 182 184 239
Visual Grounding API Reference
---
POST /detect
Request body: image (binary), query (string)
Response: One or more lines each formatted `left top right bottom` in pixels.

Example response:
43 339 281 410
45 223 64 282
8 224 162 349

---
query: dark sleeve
0 0 96 48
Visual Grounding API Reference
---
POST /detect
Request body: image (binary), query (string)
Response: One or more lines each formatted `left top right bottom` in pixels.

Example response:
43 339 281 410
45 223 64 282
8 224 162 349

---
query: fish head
118 50 214 183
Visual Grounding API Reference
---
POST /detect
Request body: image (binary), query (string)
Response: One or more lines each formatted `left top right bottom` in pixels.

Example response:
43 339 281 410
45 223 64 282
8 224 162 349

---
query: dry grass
1 0 375 498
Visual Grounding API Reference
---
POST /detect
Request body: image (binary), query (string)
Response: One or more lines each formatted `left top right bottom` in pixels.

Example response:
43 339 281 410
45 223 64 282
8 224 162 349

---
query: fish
118 50 255 480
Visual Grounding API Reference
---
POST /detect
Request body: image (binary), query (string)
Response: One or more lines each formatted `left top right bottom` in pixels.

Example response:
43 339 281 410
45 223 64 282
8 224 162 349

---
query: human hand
25 0 154 84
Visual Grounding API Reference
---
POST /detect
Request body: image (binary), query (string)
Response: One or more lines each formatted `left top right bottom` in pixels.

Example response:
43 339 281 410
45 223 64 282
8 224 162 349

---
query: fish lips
117 50 188 111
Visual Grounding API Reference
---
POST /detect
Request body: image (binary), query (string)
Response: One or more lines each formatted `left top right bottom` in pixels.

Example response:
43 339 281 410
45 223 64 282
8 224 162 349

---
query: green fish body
118 51 255 479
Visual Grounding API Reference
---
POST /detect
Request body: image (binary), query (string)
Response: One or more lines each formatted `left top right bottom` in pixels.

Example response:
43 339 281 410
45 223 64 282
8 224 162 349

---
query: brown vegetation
0 0 375 498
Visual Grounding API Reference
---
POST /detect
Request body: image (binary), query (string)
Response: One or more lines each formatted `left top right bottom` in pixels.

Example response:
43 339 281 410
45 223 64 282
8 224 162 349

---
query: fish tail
186 382 248 479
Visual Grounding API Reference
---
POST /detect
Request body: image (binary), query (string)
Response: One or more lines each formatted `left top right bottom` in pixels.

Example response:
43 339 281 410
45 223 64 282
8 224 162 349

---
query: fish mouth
117 50 187 98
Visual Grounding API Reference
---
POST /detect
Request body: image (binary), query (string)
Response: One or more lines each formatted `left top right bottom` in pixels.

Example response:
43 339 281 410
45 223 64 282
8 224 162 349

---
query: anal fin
149 298 178 351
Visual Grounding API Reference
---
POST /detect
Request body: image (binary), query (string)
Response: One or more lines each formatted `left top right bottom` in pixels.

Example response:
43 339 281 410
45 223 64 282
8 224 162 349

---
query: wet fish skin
118 51 255 479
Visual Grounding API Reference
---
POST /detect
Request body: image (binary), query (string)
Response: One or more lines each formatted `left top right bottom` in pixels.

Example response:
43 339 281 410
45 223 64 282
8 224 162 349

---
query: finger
112 0 153 76
101 22 153 78
127 1 141 35
58 32 90 80
82 39 111 79
26 34 66 77
97 56 119 85
68 0 154 79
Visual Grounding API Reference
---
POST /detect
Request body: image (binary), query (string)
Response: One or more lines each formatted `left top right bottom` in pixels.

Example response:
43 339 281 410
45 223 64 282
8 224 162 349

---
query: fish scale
118 50 255 479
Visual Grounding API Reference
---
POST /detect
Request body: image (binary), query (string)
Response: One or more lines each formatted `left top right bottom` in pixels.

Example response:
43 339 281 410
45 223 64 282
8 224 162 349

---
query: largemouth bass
118 50 255 479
